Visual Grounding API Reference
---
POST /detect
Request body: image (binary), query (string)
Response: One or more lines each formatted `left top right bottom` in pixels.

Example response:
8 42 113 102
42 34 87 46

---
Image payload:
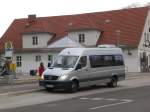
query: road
1 85 150 112
0 76 150 112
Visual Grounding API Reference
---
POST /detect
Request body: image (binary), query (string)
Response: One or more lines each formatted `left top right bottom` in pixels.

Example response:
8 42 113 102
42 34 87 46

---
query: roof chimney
28 14 36 24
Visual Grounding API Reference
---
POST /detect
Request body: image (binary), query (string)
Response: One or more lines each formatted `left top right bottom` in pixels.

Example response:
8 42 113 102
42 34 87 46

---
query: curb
125 75 150 80
0 88 43 97
0 78 38 86
14 79 38 85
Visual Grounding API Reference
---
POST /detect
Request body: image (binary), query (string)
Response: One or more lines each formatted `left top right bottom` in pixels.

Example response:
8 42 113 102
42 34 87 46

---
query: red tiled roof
0 7 148 51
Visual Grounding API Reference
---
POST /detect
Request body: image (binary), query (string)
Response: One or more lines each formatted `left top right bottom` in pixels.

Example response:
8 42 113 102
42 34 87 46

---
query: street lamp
116 30 121 47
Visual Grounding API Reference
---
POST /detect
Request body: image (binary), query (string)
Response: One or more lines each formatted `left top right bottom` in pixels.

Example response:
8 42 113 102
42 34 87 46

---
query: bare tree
124 3 141 9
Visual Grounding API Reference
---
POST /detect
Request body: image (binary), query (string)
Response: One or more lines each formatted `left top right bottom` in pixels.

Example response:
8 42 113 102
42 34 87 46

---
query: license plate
46 85 54 88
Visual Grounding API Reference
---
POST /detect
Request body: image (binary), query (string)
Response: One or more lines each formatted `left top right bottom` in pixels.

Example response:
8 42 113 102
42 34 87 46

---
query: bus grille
44 75 58 80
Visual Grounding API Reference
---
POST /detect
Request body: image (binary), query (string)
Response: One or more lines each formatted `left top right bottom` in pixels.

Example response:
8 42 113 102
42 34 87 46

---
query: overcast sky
0 0 150 37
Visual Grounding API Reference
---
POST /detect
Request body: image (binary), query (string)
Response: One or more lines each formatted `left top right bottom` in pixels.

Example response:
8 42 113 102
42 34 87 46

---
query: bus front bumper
39 80 72 89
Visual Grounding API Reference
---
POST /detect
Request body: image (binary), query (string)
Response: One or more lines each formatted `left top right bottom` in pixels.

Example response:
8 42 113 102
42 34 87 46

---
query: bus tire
108 77 118 88
69 80 79 93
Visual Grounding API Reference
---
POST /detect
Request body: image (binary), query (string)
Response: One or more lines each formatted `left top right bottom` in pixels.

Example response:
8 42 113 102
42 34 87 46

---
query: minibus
39 46 125 92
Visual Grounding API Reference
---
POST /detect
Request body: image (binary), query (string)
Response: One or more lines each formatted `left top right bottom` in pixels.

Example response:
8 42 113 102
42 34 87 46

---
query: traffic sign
5 41 13 58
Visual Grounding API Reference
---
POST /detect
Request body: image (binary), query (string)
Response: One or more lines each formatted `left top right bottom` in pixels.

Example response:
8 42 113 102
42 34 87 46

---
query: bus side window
79 56 87 68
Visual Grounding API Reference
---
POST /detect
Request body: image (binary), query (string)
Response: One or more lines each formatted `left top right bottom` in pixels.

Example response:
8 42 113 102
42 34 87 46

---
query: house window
147 33 149 42
48 55 53 67
48 55 53 61
144 33 147 43
36 55 41 62
79 34 85 43
32 36 38 45
16 56 22 67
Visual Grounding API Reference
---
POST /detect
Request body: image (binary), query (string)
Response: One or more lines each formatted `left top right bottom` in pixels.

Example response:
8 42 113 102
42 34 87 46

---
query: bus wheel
108 77 117 88
69 80 79 93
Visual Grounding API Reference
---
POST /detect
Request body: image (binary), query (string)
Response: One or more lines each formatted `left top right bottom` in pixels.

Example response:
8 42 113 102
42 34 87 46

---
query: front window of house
48 55 53 62
16 56 22 67
79 34 85 43
32 36 38 45
35 55 41 62
48 55 53 67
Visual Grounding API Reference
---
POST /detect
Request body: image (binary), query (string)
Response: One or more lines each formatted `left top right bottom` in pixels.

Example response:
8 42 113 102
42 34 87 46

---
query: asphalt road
1 85 150 112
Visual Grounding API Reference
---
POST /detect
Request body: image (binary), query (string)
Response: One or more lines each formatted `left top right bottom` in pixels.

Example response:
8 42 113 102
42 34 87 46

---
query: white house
0 6 150 74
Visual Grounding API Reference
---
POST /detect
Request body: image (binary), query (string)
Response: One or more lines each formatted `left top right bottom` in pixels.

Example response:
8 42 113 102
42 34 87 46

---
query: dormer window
79 34 85 43
32 36 38 45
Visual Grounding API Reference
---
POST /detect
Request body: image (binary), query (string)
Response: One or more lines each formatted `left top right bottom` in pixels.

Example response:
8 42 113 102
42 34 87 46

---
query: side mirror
75 63 82 70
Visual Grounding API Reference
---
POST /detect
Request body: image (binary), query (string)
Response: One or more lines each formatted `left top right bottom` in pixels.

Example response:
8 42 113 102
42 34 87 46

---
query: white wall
47 36 83 48
138 9 150 71
68 30 100 46
23 33 53 48
123 49 140 72
15 52 58 74
138 10 150 52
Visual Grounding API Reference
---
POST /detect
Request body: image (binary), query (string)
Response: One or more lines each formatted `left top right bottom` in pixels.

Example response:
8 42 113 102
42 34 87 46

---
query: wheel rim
112 79 117 87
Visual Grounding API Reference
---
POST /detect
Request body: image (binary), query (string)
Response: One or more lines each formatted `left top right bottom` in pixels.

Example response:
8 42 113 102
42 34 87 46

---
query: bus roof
59 47 123 56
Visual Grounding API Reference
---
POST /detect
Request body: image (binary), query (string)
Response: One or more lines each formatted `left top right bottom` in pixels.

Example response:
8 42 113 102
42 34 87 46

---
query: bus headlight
59 74 68 81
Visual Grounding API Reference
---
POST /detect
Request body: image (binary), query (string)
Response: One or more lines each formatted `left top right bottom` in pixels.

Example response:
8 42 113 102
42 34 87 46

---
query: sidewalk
126 72 150 79
0 74 38 86
0 74 40 95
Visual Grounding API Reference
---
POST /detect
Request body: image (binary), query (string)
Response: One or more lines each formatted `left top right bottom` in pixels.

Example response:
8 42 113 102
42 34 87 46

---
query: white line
105 98 118 101
90 100 133 110
121 99 133 102
92 98 104 101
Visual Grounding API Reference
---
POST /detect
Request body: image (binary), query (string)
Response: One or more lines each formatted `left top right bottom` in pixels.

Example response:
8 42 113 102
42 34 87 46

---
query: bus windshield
52 55 79 68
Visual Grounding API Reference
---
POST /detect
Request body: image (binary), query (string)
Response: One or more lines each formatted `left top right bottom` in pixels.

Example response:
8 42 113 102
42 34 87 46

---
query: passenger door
73 56 90 87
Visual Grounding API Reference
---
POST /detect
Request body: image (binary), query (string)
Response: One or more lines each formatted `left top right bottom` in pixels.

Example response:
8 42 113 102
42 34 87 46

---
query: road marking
80 97 104 101
92 98 104 101
89 100 133 110
80 97 128 101
105 98 118 101
121 99 133 102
